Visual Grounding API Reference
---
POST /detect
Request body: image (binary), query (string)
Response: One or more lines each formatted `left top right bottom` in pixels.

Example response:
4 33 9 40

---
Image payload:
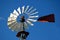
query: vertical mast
16 16 29 40
20 16 25 40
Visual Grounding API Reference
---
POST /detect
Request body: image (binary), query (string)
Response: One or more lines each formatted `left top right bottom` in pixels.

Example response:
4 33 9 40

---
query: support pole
16 16 29 40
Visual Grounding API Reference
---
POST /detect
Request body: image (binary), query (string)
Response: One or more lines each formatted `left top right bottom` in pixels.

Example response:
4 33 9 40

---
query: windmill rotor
7 6 39 32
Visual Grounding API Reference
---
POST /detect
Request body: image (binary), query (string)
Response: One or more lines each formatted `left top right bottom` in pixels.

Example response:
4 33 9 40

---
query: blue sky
0 0 60 40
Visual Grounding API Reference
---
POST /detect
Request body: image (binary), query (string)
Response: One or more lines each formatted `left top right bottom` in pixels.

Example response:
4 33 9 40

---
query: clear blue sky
0 0 60 40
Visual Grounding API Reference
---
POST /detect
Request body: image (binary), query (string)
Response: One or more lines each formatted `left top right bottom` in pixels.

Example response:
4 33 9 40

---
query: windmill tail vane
37 14 55 22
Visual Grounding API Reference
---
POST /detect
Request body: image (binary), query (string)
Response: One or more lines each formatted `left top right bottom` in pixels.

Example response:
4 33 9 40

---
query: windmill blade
10 13 17 18
37 14 55 22
8 22 17 29
30 12 38 15
8 17 12 21
28 9 36 14
8 17 16 21
13 10 19 16
8 21 20 32
29 15 38 18
8 21 17 27
24 6 29 13
8 20 16 23
9 22 20 32
8 22 16 29
17 7 21 14
10 13 14 17
27 7 33 13
22 6 25 13
13 23 20 32
8 20 16 25
11 22 19 31
28 19 37 22
26 20 34 26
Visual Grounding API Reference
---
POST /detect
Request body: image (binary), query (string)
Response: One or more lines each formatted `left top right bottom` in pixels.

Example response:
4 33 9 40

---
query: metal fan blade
8 22 17 29
11 22 19 31
8 20 16 23
10 13 14 17
10 13 17 18
13 10 19 16
29 15 38 18
27 7 33 13
14 25 19 32
8 21 17 27
8 17 12 21
22 6 25 13
9 22 20 32
28 19 37 22
30 12 38 15
8 22 20 32
26 20 34 26
8 20 16 25
8 17 16 21
13 23 20 32
17 7 21 14
28 9 36 14
24 6 29 13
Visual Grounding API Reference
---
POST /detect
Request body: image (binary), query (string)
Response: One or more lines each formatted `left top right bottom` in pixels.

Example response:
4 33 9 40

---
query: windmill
7 6 55 40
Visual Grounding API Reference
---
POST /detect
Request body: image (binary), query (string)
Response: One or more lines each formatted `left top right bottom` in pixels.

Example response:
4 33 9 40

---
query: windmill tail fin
37 14 55 22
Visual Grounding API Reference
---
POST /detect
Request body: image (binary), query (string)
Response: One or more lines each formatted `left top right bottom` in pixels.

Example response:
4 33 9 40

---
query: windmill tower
7 6 39 40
